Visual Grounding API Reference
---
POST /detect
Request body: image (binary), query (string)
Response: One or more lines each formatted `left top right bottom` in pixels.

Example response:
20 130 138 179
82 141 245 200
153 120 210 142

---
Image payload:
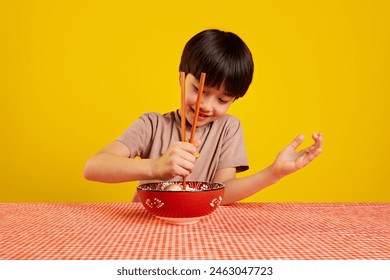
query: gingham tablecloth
0 202 389 260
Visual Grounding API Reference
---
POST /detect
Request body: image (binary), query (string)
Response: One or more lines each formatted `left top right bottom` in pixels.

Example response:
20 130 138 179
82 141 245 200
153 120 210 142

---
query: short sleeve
116 113 156 158
217 117 249 173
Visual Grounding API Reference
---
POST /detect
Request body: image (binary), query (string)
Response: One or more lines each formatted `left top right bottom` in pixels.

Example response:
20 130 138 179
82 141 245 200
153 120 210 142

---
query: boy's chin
195 118 212 127
187 113 214 127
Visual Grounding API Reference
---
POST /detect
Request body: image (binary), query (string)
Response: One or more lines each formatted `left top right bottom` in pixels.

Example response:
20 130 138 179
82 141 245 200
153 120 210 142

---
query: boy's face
183 74 235 127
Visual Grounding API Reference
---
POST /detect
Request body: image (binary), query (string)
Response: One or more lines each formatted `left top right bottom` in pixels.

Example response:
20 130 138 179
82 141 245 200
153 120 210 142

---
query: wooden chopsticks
190 72 206 143
180 72 187 143
180 72 206 190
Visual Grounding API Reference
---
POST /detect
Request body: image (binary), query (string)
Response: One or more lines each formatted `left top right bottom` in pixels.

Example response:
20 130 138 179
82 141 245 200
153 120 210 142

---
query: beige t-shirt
117 110 249 184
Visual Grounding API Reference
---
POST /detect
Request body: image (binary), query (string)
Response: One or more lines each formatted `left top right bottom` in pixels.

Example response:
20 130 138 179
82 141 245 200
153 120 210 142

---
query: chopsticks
190 72 206 143
179 72 187 190
180 72 206 191
180 72 187 144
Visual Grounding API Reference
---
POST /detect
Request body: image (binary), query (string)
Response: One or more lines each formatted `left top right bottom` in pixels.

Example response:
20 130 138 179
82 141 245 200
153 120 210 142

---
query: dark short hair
179 29 254 98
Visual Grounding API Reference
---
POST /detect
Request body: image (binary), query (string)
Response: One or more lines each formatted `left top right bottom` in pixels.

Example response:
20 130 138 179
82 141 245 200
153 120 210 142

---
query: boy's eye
193 85 199 92
218 98 228 104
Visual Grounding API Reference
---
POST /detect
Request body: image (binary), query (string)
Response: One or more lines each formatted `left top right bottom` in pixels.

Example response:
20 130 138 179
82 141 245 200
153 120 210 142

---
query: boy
84 29 323 205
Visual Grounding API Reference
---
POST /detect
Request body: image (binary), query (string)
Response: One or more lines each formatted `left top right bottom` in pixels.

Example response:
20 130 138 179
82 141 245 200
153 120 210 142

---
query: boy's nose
200 95 212 112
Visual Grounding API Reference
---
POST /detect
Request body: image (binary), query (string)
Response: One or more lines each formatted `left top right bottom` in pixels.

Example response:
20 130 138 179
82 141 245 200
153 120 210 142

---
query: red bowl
137 181 225 225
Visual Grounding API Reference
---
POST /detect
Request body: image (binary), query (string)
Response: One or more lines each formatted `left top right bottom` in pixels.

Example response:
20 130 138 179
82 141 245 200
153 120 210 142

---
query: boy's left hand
271 133 323 179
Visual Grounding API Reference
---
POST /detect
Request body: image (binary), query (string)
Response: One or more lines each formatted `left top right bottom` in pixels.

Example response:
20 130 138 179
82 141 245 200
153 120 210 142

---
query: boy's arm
84 140 200 183
83 141 156 183
215 133 323 205
214 166 279 205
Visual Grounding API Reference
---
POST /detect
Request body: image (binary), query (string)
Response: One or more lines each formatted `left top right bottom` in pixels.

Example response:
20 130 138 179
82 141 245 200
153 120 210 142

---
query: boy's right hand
153 140 201 181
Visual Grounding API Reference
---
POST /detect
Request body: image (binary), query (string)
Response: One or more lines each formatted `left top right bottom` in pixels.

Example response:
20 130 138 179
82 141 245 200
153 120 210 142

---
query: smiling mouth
198 112 209 118
189 107 211 122
193 109 211 120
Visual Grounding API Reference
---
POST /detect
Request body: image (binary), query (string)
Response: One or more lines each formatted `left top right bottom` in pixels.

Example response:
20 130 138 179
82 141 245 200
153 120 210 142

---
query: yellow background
1 0 389 202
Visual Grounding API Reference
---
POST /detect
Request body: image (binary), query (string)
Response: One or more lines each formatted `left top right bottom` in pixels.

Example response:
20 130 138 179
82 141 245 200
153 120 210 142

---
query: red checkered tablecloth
0 202 388 260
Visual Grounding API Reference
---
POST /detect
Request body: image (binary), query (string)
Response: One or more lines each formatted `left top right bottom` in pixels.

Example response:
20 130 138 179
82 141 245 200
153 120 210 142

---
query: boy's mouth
193 109 210 121
198 112 209 118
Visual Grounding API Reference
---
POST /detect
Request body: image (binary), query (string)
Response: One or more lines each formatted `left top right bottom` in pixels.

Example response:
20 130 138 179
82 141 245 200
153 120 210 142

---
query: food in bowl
164 183 183 191
137 181 224 225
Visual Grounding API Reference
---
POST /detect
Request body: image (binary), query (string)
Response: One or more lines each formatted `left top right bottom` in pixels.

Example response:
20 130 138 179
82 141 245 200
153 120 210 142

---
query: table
0 202 389 260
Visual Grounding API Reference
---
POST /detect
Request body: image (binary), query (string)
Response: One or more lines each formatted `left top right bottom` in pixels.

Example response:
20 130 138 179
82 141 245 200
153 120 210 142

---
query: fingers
289 134 305 150
291 133 323 152
177 140 203 176
193 139 202 148
300 132 323 165
312 132 323 152
172 161 194 177
159 141 201 178
171 141 198 164
306 147 321 162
